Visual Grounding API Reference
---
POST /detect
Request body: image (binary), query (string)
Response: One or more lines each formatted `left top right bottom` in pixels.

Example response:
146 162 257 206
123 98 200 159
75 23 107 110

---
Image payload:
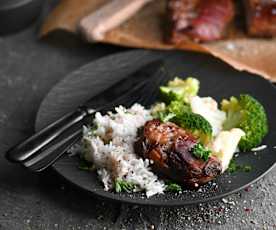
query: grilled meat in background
244 0 276 37
167 0 235 43
167 0 276 44
135 120 222 188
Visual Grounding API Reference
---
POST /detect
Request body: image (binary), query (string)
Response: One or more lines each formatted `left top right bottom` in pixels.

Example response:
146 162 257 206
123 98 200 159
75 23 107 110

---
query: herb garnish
227 159 252 173
78 158 95 171
192 143 211 161
158 112 176 123
115 179 136 193
243 165 252 172
165 181 182 192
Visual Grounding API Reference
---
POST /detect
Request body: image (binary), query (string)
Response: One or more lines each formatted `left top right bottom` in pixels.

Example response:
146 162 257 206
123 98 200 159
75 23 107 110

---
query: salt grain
226 43 236 51
228 201 236 206
222 198 228 204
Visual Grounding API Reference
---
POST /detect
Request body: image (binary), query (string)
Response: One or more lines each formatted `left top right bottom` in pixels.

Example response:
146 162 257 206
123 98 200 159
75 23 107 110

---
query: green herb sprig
192 143 211 161
165 181 182 192
227 159 252 173
115 179 136 193
78 158 95 171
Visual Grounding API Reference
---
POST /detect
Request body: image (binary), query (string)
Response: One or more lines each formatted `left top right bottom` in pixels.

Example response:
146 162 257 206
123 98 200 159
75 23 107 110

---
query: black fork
6 64 169 172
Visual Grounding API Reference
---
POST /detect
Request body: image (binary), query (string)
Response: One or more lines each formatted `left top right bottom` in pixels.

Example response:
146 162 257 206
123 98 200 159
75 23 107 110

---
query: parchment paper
41 0 276 81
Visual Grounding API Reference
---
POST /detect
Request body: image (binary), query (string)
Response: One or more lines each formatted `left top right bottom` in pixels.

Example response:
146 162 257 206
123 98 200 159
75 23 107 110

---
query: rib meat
135 119 222 188
167 0 235 43
243 0 276 37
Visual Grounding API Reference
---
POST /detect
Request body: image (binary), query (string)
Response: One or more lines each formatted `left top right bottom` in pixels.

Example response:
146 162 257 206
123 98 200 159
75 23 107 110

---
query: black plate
35 50 276 206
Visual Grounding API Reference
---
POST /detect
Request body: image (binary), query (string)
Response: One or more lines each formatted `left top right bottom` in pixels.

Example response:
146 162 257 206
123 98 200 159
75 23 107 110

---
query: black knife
5 60 164 164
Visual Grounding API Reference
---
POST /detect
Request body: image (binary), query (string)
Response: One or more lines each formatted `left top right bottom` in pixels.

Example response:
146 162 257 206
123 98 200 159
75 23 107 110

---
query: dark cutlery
5 60 168 171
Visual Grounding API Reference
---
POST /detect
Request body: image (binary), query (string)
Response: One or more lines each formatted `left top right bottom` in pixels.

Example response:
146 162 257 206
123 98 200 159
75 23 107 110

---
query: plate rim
51 161 276 207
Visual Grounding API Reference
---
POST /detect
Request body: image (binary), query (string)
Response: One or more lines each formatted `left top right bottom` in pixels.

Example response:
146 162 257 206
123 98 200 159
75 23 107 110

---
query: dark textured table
0 2 276 230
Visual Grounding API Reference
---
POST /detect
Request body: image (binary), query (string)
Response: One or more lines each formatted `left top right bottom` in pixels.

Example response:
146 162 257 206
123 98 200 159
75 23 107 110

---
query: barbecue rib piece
167 0 235 43
135 120 222 188
243 0 276 37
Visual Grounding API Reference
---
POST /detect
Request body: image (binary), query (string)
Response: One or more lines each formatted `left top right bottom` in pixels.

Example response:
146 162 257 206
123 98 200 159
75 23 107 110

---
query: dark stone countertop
0 2 275 230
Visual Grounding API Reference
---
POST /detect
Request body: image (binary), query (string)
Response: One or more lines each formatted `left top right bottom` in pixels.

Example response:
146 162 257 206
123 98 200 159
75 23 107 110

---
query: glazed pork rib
167 0 235 43
135 120 222 188
243 0 276 37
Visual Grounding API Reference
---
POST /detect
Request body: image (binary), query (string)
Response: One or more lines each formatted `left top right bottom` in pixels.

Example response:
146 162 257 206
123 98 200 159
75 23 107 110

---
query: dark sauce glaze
167 0 235 43
136 119 222 189
253 2 276 20
244 0 276 36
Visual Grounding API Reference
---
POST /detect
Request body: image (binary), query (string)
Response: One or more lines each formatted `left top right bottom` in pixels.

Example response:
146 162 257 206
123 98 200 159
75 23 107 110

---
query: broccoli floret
221 94 268 151
167 100 192 114
151 102 166 117
151 102 176 122
172 112 213 145
151 101 212 144
151 101 191 123
168 101 212 144
160 77 200 104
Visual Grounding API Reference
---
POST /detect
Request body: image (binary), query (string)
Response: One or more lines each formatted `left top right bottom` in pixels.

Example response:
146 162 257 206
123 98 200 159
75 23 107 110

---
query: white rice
251 145 267 152
80 97 242 197
82 104 165 197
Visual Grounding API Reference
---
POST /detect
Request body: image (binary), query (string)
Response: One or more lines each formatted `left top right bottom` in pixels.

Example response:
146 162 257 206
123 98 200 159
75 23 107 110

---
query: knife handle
23 127 83 172
5 107 94 163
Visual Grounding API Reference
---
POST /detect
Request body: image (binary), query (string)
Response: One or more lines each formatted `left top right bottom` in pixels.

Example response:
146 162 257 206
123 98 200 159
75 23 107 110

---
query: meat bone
79 0 153 42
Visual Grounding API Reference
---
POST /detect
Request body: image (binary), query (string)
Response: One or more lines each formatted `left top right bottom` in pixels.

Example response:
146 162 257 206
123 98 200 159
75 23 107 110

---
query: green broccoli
151 101 190 122
167 100 192 114
171 112 213 145
151 102 175 122
221 94 268 151
160 77 200 104
151 101 212 144
167 101 212 144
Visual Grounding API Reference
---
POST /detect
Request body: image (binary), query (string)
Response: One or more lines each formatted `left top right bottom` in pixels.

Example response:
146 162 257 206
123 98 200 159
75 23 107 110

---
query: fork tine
100 62 165 110
100 79 148 112
138 67 169 107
